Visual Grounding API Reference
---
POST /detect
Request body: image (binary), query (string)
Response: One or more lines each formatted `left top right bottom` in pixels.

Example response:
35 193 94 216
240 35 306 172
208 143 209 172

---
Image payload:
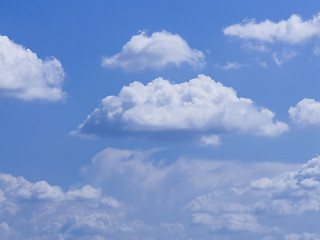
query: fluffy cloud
0 173 102 201
76 74 288 141
224 13 320 44
289 98 320 126
248 156 320 215
101 31 205 71
0 173 125 239
0 35 65 101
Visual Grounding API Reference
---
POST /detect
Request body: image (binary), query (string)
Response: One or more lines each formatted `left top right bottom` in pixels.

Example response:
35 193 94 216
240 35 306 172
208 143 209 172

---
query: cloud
0 35 65 101
200 134 221 147
76 74 288 141
272 49 297 65
215 61 247 70
289 98 320 126
224 13 320 44
82 147 304 238
284 233 320 240
101 30 205 71
191 212 264 233
0 172 126 239
2 147 319 239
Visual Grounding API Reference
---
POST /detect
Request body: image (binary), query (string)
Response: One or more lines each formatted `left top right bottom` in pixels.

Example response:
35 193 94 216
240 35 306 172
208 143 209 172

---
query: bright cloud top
0 35 65 101
77 74 288 139
101 31 205 71
224 13 320 44
289 98 320 126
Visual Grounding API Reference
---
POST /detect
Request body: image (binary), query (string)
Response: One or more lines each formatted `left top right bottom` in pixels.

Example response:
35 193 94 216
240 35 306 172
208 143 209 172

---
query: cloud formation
76 75 288 141
224 13 320 44
0 173 125 239
0 35 65 101
2 147 320 239
289 98 320 126
101 31 205 71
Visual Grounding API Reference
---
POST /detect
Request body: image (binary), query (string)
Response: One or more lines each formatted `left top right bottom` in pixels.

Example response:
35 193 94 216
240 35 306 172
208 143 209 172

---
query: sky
1 0 320 239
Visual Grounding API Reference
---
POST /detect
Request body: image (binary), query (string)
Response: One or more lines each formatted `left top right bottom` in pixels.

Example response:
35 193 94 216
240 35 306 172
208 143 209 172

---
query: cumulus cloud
0 35 65 101
0 173 103 201
289 98 320 126
248 156 320 215
0 172 126 239
224 13 320 44
76 74 288 141
101 31 205 71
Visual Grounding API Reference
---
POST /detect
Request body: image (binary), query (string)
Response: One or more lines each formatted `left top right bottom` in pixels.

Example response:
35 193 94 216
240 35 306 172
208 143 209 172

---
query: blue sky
1 0 320 239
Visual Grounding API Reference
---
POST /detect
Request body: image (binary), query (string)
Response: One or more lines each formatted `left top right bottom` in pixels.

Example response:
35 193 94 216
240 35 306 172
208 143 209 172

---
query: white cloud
0 35 65 101
224 13 320 44
289 98 320 126
0 172 126 239
3 147 318 239
101 30 205 71
76 74 288 140
215 61 246 70
200 134 221 147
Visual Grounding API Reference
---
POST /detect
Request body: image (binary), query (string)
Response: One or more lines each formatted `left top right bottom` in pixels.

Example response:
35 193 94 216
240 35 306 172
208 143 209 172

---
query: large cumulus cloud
76 74 288 141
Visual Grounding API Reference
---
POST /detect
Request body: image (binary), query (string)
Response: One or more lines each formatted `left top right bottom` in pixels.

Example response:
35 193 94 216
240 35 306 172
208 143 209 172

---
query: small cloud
272 50 297 66
314 45 320 56
200 134 221 147
215 61 247 70
289 98 320 126
101 30 205 71
242 42 268 52
224 13 320 44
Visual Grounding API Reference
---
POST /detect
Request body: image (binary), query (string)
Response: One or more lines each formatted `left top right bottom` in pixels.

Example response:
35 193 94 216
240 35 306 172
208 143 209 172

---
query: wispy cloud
215 61 247 70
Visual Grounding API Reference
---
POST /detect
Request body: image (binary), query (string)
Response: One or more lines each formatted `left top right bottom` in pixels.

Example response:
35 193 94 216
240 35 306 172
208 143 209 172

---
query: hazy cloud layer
2 148 320 239
224 13 320 44
76 74 288 141
101 31 205 71
289 98 320 126
0 35 65 101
